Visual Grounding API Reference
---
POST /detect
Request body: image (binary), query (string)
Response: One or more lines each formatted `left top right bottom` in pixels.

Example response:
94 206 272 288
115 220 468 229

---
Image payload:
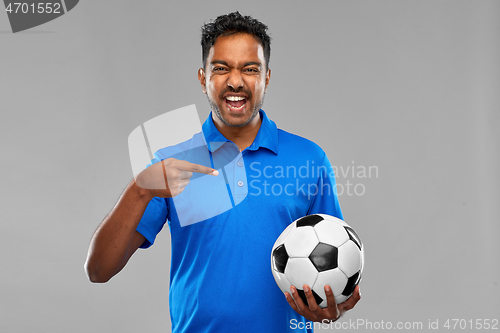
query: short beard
208 93 265 128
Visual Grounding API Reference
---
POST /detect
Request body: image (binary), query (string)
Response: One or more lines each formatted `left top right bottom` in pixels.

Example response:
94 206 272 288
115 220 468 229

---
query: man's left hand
285 284 361 323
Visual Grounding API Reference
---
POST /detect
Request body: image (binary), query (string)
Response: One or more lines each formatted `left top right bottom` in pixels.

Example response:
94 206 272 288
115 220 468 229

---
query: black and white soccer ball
271 214 364 308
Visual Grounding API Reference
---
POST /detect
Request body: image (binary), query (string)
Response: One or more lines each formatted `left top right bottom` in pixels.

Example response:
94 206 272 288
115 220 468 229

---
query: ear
264 68 271 93
198 68 207 94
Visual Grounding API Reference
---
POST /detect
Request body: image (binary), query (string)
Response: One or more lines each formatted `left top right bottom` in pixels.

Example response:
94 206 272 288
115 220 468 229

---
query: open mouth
225 95 247 111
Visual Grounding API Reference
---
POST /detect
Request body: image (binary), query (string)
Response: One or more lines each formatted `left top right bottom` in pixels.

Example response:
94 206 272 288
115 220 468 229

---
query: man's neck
213 114 262 151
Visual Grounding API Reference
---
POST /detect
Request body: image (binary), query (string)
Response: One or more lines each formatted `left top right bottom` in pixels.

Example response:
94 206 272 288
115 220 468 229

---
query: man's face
199 33 271 128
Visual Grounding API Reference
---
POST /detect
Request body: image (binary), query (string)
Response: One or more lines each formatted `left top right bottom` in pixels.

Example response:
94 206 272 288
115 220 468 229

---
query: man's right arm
84 180 151 283
84 158 218 283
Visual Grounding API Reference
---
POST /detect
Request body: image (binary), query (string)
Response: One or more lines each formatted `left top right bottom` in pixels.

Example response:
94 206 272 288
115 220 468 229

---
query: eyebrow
211 60 262 68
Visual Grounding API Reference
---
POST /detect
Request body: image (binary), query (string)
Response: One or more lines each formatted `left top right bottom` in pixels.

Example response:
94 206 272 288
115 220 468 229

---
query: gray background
1 0 498 332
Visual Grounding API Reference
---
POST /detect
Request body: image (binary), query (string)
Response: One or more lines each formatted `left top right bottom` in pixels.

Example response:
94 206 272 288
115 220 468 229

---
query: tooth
226 96 245 101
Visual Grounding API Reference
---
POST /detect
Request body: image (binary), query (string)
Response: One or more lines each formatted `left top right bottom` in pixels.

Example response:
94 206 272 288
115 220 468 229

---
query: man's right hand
135 158 219 199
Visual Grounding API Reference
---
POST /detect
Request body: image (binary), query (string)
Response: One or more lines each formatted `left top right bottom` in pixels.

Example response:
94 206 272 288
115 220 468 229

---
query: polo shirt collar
202 109 278 155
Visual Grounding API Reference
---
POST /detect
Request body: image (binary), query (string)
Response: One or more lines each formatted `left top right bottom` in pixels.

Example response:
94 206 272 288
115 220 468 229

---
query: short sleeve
135 155 169 249
306 152 344 220
136 196 168 248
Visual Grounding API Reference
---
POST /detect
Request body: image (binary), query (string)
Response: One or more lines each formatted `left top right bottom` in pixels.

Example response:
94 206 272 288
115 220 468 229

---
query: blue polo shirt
136 110 343 333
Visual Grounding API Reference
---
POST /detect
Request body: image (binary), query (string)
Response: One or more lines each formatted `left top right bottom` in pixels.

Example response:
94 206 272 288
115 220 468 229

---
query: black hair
201 11 271 70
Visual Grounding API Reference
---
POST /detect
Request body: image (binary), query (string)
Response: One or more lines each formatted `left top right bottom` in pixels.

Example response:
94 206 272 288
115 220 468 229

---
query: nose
227 70 243 89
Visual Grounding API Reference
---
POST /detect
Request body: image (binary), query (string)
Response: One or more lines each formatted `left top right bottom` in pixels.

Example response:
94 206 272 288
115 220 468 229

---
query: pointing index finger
176 160 219 176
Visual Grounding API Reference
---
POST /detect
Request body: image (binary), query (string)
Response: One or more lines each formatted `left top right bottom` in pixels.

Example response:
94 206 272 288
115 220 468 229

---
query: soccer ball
271 214 364 308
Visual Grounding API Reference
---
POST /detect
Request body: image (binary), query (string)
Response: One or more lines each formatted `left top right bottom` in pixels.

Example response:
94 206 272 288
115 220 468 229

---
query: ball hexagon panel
313 219 349 247
337 240 361 277
271 244 289 274
285 257 319 289
334 293 349 304
312 268 348 308
284 226 319 258
273 222 297 247
309 243 338 272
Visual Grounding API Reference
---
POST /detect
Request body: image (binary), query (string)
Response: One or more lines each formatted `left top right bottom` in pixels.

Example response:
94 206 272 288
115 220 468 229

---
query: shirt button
237 180 244 187
237 160 243 167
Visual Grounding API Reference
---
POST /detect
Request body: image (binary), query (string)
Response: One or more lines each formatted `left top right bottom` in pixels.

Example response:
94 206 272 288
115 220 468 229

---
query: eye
213 67 227 73
245 68 259 73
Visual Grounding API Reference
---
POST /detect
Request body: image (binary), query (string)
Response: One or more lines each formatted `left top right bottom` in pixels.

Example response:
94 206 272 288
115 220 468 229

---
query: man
85 11 360 332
